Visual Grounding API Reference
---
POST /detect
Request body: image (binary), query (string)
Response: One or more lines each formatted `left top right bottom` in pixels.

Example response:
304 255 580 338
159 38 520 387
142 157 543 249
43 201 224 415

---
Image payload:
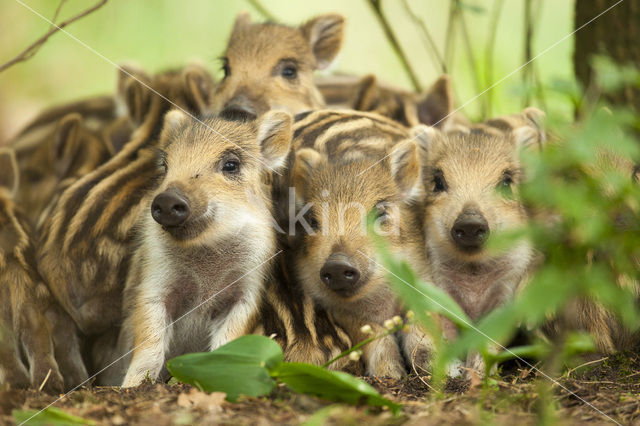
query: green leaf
373 233 472 330
270 362 402 415
166 335 283 401
13 407 95 425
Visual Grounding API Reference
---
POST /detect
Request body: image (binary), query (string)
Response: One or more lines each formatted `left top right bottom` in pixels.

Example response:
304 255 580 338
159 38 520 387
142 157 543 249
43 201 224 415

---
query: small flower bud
405 310 415 319
360 324 373 335
349 350 361 362
384 319 395 330
392 315 403 326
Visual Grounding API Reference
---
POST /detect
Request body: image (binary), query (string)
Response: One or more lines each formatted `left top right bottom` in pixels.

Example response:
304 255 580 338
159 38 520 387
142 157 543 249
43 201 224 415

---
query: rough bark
574 0 640 113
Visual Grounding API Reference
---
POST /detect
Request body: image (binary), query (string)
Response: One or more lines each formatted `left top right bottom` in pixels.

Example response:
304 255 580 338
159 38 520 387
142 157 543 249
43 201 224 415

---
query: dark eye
157 153 168 174
433 170 447 193
221 59 230 78
304 210 319 230
281 65 297 79
222 159 239 173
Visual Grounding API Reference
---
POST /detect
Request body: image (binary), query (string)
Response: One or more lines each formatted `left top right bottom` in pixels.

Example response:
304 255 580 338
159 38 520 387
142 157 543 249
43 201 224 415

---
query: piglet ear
389 139 422 202
117 64 152 125
351 74 379 111
182 63 215 115
159 109 190 145
256 110 293 172
292 148 323 203
488 107 546 150
52 113 83 180
231 12 252 35
513 107 546 151
301 14 345 70
416 75 454 128
0 148 19 197
410 124 438 164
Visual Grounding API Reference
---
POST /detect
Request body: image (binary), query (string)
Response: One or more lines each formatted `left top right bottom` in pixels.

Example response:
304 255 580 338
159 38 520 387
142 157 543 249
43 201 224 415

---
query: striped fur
263 109 430 377
316 74 458 129
0 148 86 392
10 99 118 225
35 65 215 348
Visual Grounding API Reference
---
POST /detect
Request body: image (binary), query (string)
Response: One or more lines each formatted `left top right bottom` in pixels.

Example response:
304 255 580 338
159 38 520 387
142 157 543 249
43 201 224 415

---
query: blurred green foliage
380 57 640 395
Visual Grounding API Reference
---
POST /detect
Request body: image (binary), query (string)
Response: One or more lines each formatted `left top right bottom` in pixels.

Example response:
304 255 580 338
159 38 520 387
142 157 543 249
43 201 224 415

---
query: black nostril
151 190 190 227
319 255 361 294
451 213 490 251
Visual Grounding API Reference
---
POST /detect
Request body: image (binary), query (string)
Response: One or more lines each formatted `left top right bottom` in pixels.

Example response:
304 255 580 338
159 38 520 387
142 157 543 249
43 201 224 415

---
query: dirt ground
2 352 639 425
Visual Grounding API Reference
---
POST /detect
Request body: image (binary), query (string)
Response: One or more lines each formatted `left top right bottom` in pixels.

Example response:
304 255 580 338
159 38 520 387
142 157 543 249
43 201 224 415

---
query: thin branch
0 0 108 74
400 0 447 74
50 0 67 28
456 0 486 118
244 0 276 22
367 0 423 92
485 0 504 116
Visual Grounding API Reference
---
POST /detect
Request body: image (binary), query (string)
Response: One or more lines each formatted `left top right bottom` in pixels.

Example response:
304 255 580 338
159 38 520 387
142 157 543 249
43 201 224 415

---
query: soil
2 352 639 425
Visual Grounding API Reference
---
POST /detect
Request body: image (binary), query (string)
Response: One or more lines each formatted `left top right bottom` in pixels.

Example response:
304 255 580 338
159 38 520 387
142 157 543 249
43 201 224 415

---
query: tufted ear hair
513 107 546 151
301 14 345 70
389 139 423 202
256 110 293 172
159 109 190 146
292 148 324 203
409 124 439 163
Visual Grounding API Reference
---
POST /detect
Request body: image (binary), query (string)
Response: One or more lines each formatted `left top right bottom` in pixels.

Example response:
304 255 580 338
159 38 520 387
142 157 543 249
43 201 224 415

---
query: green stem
367 0 423 92
322 325 403 368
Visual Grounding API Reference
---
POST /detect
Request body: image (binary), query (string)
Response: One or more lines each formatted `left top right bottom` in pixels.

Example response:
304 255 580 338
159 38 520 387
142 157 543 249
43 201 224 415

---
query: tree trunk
574 0 640 113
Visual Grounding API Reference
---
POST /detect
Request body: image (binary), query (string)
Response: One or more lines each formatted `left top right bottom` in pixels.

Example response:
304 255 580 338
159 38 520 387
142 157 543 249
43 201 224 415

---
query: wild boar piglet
213 12 344 119
419 108 545 373
121 110 292 387
287 110 432 378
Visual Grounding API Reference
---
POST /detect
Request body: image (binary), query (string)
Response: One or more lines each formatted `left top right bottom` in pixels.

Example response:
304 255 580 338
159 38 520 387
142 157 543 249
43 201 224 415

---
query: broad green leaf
166 335 283 401
270 362 402 415
13 407 95 425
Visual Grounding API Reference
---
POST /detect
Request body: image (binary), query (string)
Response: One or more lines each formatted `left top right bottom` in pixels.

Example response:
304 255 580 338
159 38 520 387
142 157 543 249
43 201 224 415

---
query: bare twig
367 0 423 92
38 369 52 392
563 356 608 379
400 0 447 74
0 0 107 74
244 0 276 22
456 0 486 118
50 0 67 28
485 0 504 116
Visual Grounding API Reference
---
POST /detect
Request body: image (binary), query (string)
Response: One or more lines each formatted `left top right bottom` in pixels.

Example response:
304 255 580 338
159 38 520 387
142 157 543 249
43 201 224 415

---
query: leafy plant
13 407 95 426
167 335 401 414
